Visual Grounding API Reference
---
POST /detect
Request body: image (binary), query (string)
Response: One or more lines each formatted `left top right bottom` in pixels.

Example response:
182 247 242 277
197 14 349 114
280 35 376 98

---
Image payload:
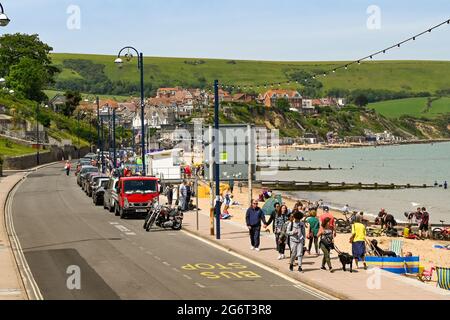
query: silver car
103 177 119 213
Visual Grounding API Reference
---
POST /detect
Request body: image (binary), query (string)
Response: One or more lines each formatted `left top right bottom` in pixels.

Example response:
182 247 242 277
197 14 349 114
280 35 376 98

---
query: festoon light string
212 18 450 91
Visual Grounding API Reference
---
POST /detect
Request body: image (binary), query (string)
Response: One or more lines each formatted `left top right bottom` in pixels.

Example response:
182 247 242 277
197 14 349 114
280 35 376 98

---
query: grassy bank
369 97 450 119
51 53 450 93
0 138 36 157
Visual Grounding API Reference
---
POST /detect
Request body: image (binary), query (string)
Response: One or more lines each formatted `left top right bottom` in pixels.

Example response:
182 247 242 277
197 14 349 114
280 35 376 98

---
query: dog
338 252 354 273
371 240 397 257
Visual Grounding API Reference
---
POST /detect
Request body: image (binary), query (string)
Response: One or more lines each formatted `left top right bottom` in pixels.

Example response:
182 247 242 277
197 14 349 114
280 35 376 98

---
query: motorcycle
143 201 183 232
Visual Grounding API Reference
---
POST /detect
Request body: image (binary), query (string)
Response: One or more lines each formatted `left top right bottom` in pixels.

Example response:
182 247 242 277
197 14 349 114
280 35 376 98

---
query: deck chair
436 267 450 291
365 239 377 256
390 239 403 257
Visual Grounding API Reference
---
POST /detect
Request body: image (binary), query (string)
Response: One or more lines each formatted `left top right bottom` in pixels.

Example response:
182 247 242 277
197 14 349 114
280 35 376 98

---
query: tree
354 94 369 108
7 57 50 102
0 33 59 79
62 90 82 117
276 98 291 112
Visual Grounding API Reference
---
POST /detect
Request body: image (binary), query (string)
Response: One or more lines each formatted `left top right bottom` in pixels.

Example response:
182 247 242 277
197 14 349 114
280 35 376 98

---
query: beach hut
365 256 420 275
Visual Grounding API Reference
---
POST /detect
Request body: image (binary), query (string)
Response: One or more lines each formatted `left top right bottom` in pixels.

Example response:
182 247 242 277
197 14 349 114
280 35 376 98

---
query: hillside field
51 53 450 93
369 97 450 119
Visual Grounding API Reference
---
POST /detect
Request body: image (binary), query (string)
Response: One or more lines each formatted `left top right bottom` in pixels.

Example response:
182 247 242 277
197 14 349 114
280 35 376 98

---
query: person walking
64 161 71 176
320 206 336 236
246 200 267 252
228 178 235 194
265 204 289 260
350 215 368 270
318 217 334 272
179 181 187 212
166 184 174 207
185 182 192 211
286 212 306 272
306 210 320 255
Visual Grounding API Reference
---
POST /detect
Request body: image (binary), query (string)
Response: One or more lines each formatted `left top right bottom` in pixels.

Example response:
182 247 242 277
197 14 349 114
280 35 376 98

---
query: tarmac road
10 163 326 300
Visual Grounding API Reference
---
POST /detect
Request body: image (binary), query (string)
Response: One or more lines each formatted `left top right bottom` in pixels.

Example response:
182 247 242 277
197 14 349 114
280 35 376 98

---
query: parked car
83 172 100 193
92 178 110 206
104 177 119 213
84 153 97 159
76 158 93 175
77 166 99 187
115 177 160 219
86 174 108 197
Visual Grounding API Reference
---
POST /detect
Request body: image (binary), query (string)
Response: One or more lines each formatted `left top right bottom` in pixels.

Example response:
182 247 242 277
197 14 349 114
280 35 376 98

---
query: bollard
210 208 215 236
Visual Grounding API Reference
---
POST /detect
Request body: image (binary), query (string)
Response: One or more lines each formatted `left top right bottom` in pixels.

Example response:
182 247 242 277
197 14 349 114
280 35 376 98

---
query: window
123 180 158 193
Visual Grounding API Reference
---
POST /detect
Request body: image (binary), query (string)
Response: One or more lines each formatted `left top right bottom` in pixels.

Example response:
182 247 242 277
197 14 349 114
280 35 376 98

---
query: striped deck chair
390 239 403 257
436 267 450 291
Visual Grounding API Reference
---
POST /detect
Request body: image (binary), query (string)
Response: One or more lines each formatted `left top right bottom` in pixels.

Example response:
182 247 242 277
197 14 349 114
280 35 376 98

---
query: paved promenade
0 173 27 300
181 203 450 300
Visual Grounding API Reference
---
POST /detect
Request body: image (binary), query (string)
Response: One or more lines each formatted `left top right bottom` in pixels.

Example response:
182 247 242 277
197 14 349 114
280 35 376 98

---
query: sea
257 142 450 224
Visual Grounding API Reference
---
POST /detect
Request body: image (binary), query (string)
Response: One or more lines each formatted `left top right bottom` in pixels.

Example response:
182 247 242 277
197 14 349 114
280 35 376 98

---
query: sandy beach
194 183 449 285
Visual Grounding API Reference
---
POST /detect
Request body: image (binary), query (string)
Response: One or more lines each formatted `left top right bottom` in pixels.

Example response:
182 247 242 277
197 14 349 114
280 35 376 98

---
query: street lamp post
77 111 81 159
115 47 146 176
96 97 100 163
112 107 117 169
0 3 10 27
36 104 40 165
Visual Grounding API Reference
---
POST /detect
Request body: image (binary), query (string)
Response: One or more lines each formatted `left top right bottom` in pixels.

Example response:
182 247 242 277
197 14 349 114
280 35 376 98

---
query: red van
116 177 160 219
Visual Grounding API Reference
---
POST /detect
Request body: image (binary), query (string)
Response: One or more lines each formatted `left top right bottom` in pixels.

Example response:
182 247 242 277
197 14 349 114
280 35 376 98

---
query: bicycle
432 220 450 241
335 212 356 234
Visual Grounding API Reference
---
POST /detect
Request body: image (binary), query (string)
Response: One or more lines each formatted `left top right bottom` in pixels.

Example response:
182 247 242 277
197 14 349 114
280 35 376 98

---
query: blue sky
2 0 450 61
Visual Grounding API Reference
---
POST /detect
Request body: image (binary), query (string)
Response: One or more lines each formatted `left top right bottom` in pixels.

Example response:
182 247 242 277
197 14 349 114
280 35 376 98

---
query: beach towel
390 239 403 257
365 256 420 275
436 267 450 291
433 244 450 250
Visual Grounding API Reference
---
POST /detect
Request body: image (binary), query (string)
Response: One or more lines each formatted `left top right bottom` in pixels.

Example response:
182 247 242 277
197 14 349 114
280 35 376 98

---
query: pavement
180 200 450 300
4 163 329 300
0 172 27 300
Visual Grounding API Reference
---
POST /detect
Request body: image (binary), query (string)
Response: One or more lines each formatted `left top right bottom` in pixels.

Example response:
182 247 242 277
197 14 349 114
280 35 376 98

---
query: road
10 163 326 300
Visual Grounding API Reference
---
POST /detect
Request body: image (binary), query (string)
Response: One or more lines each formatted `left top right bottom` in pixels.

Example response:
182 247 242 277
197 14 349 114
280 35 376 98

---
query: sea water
257 142 450 223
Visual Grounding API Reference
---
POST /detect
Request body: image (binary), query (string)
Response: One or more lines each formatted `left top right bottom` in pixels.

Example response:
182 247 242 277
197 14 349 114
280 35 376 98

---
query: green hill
50 53 450 94
369 97 450 119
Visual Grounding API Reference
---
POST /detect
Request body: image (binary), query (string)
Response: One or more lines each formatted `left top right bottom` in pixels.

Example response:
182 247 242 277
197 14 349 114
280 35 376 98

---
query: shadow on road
25 248 121 300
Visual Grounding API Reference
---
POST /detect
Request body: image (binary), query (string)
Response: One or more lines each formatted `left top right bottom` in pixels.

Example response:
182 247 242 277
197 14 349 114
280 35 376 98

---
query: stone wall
3 146 91 170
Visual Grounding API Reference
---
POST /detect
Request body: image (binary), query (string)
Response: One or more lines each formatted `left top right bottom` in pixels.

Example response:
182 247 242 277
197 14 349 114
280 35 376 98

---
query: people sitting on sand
403 224 420 240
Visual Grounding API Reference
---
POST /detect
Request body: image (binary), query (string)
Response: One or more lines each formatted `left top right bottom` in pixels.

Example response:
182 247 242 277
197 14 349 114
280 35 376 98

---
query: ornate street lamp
0 3 10 27
115 46 146 176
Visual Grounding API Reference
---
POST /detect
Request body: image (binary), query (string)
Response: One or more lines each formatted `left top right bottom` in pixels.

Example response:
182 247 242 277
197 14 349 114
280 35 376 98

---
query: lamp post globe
0 3 10 27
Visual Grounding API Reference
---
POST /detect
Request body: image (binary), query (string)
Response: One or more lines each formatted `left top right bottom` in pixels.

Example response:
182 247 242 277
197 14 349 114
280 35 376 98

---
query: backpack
320 230 334 250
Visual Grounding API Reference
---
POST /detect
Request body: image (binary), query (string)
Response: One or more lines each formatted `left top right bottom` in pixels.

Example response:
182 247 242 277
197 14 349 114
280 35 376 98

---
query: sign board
204 124 256 181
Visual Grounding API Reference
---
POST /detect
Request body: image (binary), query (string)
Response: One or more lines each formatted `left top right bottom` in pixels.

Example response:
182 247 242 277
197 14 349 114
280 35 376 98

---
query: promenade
180 197 450 300
0 172 27 300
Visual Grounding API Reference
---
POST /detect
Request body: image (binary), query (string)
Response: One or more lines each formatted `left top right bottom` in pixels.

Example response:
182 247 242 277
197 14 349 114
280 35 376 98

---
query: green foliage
0 33 58 78
276 98 291 112
37 111 51 128
62 90 82 116
354 94 369 107
7 57 50 102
